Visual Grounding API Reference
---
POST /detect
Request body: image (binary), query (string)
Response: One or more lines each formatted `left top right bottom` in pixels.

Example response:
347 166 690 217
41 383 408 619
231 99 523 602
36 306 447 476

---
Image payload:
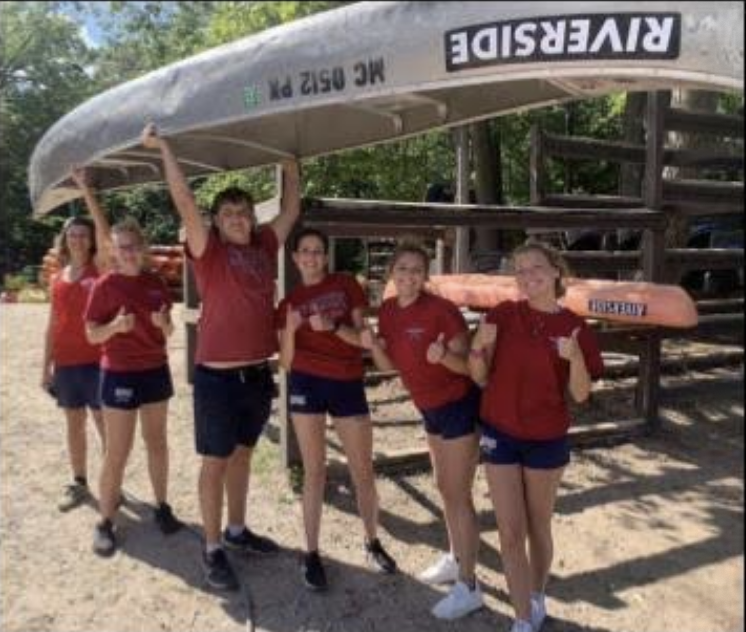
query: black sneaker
93 519 117 557
202 548 239 591
301 551 328 591
58 482 92 512
222 527 280 554
154 502 184 535
365 538 397 574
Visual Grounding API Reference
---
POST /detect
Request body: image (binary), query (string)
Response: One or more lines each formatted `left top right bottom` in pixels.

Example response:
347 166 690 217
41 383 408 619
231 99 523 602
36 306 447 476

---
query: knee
498 522 527 553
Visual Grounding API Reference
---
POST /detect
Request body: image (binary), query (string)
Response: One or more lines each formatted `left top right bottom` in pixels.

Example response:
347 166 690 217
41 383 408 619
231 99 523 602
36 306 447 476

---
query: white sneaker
509 619 534 632
431 580 484 620
531 595 547 631
418 552 459 584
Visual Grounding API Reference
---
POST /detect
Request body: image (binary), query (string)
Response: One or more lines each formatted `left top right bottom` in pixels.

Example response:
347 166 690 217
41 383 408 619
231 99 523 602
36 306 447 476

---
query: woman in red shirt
41 168 111 512
362 243 483 621
469 240 604 632
278 228 397 591
85 218 182 556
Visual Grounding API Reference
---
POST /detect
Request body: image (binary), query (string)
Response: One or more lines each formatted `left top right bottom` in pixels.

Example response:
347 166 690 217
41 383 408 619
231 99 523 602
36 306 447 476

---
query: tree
0 1 97 280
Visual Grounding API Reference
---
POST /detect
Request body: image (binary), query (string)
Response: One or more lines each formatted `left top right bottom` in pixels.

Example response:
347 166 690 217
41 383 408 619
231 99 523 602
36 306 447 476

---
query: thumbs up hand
287 308 304 333
308 312 334 332
472 316 497 351
151 304 170 330
426 332 447 364
557 327 581 361
113 307 135 334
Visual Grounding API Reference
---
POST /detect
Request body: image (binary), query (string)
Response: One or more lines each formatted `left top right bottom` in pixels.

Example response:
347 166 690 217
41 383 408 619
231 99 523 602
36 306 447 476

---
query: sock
74 475 87 487
462 576 477 591
531 591 545 605
205 542 222 555
228 524 245 537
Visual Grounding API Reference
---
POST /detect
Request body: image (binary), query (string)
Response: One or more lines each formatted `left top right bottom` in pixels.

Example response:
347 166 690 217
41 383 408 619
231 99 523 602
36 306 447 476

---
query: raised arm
269 159 301 246
70 167 113 271
141 123 209 258
278 308 303 371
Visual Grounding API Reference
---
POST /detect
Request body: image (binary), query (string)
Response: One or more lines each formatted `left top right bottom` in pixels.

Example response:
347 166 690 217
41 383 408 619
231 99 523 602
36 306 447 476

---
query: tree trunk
471 120 502 268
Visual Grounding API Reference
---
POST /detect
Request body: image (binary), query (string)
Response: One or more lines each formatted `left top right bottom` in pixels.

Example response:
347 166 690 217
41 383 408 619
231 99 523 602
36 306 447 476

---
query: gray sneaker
58 482 91 512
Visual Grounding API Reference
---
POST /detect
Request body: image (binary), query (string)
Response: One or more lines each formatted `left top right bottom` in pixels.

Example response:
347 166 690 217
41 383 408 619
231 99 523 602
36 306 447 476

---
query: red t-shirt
277 273 367 380
84 271 171 371
480 300 604 440
50 265 101 367
378 292 472 411
188 227 279 364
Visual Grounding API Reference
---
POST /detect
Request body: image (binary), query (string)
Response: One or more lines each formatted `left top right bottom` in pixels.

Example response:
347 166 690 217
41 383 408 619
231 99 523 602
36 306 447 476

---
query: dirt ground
1 303 743 632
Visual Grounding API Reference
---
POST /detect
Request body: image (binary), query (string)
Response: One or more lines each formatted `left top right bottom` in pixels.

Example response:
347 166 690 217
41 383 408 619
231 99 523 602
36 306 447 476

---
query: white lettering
626 17 641 52
590 18 624 53
501 24 513 57
642 16 674 52
448 31 469 65
567 19 590 53
540 20 566 54
514 22 537 57
472 27 499 60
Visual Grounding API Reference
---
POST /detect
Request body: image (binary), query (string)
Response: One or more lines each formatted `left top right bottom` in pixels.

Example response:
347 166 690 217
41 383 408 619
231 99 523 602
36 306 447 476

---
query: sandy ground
0 303 743 632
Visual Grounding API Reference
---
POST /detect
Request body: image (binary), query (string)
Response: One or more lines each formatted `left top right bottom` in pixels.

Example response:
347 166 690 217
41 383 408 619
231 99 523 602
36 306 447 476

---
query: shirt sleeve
440 299 468 341
84 278 111 325
345 275 369 311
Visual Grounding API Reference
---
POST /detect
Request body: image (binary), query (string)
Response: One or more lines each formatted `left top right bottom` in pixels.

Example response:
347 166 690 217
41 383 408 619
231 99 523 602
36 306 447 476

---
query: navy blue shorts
100 365 174 410
420 386 480 440
194 363 274 457
479 422 570 469
289 371 369 418
52 363 101 409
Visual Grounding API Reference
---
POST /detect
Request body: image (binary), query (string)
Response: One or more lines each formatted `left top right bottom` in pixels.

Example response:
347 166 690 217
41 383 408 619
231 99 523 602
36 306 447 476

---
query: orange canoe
383 274 698 328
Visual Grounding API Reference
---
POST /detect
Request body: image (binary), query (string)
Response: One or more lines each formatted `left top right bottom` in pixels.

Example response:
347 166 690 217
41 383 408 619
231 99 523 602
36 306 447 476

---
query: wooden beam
665 108 744 137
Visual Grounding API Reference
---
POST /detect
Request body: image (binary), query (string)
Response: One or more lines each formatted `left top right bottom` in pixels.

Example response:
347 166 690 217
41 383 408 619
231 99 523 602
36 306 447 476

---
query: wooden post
637 91 667 430
454 125 470 272
279 165 302 469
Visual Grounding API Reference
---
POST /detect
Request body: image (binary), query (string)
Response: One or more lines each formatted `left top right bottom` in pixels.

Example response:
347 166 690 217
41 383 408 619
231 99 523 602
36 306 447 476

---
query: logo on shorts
480 435 497 451
290 394 307 406
114 387 134 404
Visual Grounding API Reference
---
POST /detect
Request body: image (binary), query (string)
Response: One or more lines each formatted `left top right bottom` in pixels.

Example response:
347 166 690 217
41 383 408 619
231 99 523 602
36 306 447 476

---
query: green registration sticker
243 85 261 109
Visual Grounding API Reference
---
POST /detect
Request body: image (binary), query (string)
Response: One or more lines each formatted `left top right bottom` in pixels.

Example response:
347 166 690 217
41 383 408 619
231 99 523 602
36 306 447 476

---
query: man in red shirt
143 123 300 591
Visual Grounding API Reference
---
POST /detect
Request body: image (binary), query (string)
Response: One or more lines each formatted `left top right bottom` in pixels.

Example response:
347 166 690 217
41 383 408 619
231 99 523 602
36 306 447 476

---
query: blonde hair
111 218 151 267
512 239 570 297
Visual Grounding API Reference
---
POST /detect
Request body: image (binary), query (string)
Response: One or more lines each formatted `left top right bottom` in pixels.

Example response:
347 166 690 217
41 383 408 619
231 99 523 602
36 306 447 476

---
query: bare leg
139 399 170 504
98 407 137 520
333 415 378 541
63 407 88 480
524 466 565 593
200 455 229 547
429 432 479 583
292 413 327 551
485 463 532 622
225 445 252 528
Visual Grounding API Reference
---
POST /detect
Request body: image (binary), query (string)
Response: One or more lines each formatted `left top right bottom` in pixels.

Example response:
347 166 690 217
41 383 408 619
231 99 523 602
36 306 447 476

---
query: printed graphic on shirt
227 246 273 282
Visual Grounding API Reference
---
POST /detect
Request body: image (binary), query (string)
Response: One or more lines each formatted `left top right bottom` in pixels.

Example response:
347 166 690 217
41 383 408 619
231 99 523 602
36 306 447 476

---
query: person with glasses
42 167 111 512
277 227 397 592
141 123 301 592
469 240 604 632
84 218 183 556
361 242 483 621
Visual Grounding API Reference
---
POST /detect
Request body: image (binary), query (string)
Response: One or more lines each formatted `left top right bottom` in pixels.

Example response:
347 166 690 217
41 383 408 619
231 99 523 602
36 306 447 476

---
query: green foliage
0 1 97 277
